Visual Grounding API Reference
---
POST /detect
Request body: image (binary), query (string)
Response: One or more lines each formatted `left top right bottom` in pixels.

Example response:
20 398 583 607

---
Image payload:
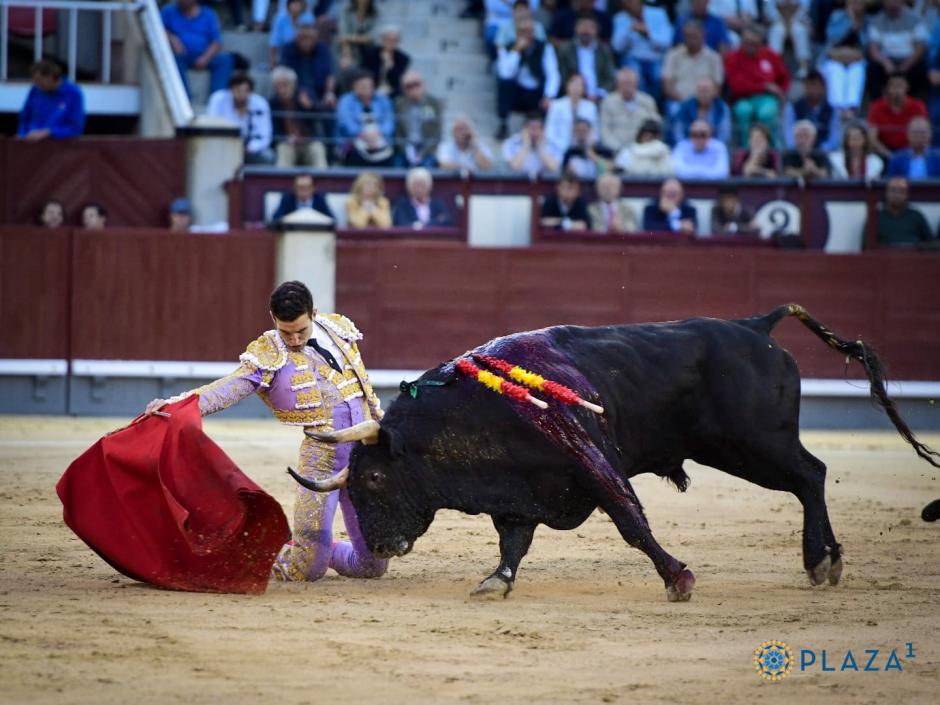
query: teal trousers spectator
733 94 780 147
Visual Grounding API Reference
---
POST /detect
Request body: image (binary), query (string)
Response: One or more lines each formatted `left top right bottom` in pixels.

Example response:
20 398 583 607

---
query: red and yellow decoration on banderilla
454 354 604 415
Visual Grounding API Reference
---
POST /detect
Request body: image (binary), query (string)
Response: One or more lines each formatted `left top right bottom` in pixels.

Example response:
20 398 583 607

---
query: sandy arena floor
0 416 938 705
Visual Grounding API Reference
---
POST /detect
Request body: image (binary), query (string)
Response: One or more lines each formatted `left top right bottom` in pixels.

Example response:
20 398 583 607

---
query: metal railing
0 0 143 82
0 0 193 127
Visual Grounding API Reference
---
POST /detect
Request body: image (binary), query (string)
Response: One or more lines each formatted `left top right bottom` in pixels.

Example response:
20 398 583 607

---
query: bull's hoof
665 568 695 602
827 557 844 586
470 575 512 600
807 554 832 586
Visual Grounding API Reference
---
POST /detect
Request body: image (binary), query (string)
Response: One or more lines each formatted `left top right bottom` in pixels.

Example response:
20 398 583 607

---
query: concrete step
222 30 270 69
380 0 466 19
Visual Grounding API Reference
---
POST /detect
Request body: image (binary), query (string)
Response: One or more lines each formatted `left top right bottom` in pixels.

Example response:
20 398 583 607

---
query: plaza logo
754 641 917 682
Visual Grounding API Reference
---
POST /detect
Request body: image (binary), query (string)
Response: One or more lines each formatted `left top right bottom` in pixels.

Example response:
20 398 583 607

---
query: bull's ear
379 427 408 459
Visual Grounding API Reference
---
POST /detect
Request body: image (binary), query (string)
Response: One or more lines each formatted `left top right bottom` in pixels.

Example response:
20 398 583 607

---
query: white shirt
311 320 345 367
575 43 602 98
496 42 561 99
206 90 272 155
544 97 599 156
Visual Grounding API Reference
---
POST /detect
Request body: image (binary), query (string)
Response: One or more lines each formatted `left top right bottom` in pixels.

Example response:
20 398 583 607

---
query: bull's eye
366 470 385 491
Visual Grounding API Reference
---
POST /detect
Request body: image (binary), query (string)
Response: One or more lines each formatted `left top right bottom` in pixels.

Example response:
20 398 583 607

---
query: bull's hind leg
797 446 843 586
470 517 536 600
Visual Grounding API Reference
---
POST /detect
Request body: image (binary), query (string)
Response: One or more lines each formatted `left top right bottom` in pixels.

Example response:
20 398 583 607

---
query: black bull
289 305 940 601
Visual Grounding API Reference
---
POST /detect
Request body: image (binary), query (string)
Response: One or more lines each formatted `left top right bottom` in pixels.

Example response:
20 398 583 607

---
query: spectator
391 168 454 229
768 1 811 79
546 74 599 156
708 0 770 42
548 0 613 43
279 20 337 120
867 0 929 99
81 203 107 230
37 199 65 228
562 118 615 180
494 0 547 48
710 184 757 234
337 0 377 62
588 172 637 233
672 120 730 179
820 0 869 115
733 122 781 177
486 0 540 57
642 178 697 234
343 124 396 167
269 65 328 167
502 113 562 176
930 47 940 147
874 177 935 247
886 117 940 179
345 172 392 228
556 15 616 102
725 24 790 146
17 60 85 141
599 68 660 153
335 71 395 153
168 198 193 233
867 74 928 158
671 77 732 145
610 0 672 101
269 0 314 67
782 120 832 180
672 0 731 53
662 20 725 118
614 118 674 176
539 175 590 231
271 173 334 222
782 70 841 153
495 14 560 139
394 70 443 168
436 116 495 172
829 122 884 180
207 73 275 165
364 26 410 99
161 0 233 98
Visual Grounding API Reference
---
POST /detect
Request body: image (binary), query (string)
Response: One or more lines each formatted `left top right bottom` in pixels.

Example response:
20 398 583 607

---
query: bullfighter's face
272 312 313 352
346 437 434 559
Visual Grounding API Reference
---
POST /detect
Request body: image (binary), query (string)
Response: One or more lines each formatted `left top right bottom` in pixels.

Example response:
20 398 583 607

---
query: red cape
56 396 290 594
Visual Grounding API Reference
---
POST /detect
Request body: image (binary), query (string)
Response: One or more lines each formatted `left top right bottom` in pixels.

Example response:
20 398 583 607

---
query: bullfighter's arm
164 363 268 416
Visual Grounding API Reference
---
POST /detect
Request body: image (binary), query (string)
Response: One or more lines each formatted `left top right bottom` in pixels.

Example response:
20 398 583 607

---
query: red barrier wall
337 242 940 380
0 137 186 228
0 226 71 359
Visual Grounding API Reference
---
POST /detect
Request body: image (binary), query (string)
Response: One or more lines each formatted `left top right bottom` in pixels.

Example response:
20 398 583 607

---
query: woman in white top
544 73 598 156
829 122 884 180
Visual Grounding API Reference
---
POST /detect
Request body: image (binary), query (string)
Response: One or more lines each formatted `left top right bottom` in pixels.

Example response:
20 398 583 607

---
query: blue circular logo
754 640 794 682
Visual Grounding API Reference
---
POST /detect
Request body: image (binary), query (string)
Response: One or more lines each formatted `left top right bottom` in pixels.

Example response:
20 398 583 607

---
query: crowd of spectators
153 0 936 186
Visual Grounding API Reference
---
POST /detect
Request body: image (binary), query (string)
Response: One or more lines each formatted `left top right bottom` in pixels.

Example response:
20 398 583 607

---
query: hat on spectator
170 198 193 214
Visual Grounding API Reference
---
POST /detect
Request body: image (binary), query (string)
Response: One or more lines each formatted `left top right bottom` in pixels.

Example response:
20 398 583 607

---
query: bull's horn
304 419 380 445
286 465 349 492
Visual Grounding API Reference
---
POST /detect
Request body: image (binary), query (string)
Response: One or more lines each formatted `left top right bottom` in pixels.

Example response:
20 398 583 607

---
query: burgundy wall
0 137 186 228
337 242 940 380
1 228 937 379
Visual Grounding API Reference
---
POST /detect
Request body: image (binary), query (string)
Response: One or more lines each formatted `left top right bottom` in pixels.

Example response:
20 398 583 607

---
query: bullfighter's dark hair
270 281 314 321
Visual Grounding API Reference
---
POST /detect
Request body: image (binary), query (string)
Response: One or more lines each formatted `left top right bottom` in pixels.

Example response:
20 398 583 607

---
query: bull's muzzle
304 419 380 445
286 465 348 492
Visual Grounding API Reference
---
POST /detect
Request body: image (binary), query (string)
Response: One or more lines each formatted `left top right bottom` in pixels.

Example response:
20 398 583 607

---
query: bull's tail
761 303 940 470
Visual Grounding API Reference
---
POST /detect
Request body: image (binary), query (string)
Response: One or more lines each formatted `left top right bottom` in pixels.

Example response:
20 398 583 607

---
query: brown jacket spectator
393 71 443 167
555 15 616 101
599 68 660 152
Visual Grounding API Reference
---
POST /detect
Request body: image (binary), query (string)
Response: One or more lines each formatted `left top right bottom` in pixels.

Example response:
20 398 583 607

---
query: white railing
0 0 192 127
0 0 141 82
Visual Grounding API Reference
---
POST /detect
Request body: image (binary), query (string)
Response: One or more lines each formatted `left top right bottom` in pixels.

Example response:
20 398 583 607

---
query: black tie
307 338 342 373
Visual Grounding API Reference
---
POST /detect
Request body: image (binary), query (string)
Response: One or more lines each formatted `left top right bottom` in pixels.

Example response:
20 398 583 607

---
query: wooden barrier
0 229 937 380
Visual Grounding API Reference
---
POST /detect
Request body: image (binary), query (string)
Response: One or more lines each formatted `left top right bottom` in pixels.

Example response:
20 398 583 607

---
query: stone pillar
177 117 243 226
275 208 337 313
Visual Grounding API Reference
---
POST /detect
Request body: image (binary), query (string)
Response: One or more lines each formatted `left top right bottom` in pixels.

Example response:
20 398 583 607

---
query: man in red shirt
867 74 928 158
724 25 790 147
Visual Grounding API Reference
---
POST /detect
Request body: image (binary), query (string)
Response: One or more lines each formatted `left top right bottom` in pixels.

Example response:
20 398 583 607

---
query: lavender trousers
271 401 388 581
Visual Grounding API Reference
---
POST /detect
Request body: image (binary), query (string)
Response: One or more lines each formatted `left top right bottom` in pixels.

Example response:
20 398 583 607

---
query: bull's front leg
470 516 535 600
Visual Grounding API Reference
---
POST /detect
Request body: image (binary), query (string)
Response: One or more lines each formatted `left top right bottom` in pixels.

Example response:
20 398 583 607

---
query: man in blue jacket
886 117 940 179
18 60 85 141
161 0 233 98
